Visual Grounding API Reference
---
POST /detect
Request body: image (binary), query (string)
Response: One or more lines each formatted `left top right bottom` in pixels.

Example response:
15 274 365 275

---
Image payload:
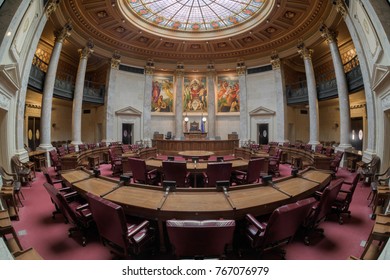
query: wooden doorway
351 117 363 151
122 123 133 144
27 117 40 150
258 123 269 145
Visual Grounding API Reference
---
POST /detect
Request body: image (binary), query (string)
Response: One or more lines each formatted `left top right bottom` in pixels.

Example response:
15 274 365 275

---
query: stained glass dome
125 0 269 32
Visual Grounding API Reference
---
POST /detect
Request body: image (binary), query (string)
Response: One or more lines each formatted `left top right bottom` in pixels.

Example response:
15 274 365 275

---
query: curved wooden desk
178 150 214 160
61 167 332 251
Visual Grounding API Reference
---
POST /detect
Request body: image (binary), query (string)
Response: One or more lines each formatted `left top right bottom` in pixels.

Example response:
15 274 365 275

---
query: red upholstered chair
42 182 71 219
202 162 232 187
86 192 155 257
315 144 323 154
162 161 190 188
67 145 76 153
166 219 235 259
78 144 87 152
324 146 334 157
268 149 283 177
304 144 312 152
231 158 264 185
332 173 360 224
329 151 344 174
128 157 159 185
302 178 344 244
56 146 67 157
108 148 123 176
54 184 93 246
244 197 316 258
49 149 62 174
41 166 66 189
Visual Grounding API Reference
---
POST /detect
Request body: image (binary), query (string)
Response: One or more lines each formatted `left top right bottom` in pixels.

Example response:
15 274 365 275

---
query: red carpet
9 164 374 260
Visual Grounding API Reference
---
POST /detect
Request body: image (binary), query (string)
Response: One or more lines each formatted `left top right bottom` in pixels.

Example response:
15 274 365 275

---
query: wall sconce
184 116 189 132
202 117 207 123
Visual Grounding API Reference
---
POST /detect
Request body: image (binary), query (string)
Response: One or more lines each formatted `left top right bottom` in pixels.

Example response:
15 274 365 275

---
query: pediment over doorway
372 64 390 92
249 106 275 116
115 106 142 116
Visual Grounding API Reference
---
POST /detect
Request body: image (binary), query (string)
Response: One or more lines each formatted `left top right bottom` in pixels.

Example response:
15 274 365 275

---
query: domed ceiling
45 0 340 70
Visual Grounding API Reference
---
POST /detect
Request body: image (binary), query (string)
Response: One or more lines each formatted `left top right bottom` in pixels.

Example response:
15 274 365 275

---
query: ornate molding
45 0 61 18
236 61 246 76
297 41 313 59
270 52 281 70
54 21 72 43
175 62 185 77
110 51 121 69
319 23 338 44
207 63 216 76
332 0 347 17
78 39 94 59
145 59 155 75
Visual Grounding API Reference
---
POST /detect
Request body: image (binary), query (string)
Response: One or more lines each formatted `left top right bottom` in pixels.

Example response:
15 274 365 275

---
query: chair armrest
245 214 265 232
58 187 72 192
51 178 64 185
76 203 89 211
314 191 323 200
63 191 78 199
127 220 150 242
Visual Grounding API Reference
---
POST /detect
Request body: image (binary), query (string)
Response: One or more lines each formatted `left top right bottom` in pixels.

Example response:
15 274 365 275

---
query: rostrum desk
61 167 332 252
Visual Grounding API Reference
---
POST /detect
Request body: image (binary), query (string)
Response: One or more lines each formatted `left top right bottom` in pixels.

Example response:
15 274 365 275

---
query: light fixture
184 117 189 122
202 117 207 122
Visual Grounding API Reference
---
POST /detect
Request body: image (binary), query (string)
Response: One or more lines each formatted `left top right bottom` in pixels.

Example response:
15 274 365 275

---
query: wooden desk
152 139 239 156
184 132 207 139
61 167 332 252
279 146 333 170
178 150 214 160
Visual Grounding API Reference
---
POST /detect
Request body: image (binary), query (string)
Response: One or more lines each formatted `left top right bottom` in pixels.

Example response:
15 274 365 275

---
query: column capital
110 51 121 69
332 0 347 17
320 23 338 44
236 60 246 76
175 62 185 77
207 63 216 76
297 41 313 59
78 40 94 59
270 52 281 70
145 58 155 75
45 0 61 18
54 21 72 43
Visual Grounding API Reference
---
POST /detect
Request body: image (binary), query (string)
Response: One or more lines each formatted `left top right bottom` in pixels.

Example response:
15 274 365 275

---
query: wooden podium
184 132 207 139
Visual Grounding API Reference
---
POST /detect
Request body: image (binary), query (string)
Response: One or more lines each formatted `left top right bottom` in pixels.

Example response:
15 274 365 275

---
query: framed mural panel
151 75 174 114
216 76 240 114
183 76 208 113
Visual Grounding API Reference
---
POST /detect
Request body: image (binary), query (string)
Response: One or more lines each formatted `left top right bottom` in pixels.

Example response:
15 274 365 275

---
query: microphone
216 180 230 197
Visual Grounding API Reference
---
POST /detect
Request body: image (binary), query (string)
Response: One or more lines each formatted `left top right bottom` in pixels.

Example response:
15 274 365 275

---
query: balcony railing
28 55 105 104
286 56 363 105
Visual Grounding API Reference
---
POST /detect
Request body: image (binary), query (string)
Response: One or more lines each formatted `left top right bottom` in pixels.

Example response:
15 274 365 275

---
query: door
122 123 133 144
351 117 363 151
258 123 269 145
27 117 40 150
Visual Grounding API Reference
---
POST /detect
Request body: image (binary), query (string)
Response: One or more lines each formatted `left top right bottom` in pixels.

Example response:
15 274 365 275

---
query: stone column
297 42 320 146
206 63 216 140
320 24 352 150
143 59 154 146
175 63 185 140
103 51 121 144
39 22 72 151
271 52 288 144
237 61 248 146
71 40 94 146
